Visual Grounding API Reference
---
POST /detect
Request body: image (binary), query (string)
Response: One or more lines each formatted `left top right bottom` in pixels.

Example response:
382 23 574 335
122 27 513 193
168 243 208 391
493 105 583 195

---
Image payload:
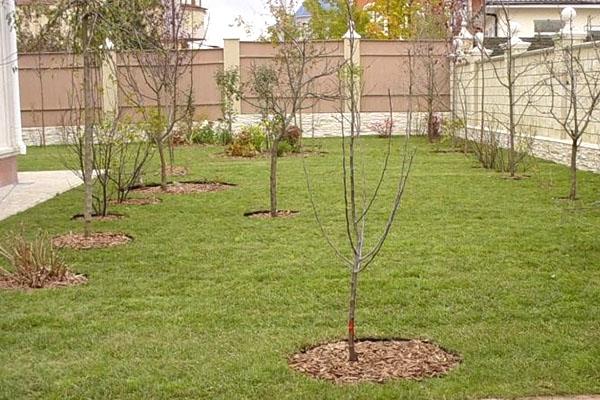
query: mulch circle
130 181 235 195
71 213 125 221
288 338 461 384
244 210 299 219
52 232 132 250
166 166 188 177
0 273 88 290
110 198 162 206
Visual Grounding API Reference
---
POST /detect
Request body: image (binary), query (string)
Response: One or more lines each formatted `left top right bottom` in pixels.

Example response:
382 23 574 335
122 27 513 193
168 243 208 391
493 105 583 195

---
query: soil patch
71 213 125 221
289 338 461 384
0 272 87 290
244 210 299 219
130 181 235 195
52 232 132 250
166 166 188 177
110 198 162 206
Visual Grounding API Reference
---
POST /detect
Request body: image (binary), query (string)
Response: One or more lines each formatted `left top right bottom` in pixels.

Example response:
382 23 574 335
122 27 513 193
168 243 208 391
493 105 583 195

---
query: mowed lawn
1 137 599 400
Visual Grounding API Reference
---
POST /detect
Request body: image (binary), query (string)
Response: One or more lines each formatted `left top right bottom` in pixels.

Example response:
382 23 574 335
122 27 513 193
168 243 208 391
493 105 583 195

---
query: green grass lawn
2 137 600 400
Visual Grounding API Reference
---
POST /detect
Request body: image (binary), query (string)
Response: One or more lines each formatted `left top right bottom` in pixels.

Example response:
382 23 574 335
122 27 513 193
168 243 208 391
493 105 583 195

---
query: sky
202 0 274 47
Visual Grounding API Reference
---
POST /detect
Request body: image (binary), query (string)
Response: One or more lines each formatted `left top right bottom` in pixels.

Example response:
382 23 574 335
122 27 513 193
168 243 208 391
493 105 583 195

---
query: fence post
101 42 119 116
343 28 361 113
223 38 241 114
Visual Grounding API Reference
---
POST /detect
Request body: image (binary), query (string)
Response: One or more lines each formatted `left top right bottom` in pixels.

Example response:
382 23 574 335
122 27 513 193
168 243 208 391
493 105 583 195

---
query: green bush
190 123 217 144
226 125 267 157
277 141 293 156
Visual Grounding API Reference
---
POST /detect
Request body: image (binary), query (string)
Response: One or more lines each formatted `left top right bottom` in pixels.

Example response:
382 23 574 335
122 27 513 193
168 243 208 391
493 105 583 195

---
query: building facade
483 0 600 37
0 0 26 187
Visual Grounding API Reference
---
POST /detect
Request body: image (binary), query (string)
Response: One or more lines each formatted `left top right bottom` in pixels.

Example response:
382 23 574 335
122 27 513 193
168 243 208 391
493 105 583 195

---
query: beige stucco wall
454 41 600 172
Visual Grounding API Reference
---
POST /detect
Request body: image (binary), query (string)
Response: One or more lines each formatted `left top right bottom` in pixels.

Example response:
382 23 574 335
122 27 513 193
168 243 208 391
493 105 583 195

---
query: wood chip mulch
244 210 299 219
288 339 461 384
110 198 161 206
166 166 188 177
71 213 124 221
0 273 87 290
130 182 233 195
52 233 132 250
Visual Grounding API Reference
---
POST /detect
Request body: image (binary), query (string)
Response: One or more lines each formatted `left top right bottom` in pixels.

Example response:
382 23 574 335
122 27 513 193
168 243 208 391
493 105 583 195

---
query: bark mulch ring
52 232 132 250
130 181 235 195
71 213 125 221
110 198 162 206
0 273 87 290
164 166 188 177
288 339 461 384
244 210 299 219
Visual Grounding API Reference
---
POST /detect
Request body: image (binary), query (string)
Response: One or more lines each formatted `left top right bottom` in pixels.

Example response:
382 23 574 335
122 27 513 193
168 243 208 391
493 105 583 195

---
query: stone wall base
20 115 600 173
0 155 18 187
465 126 600 172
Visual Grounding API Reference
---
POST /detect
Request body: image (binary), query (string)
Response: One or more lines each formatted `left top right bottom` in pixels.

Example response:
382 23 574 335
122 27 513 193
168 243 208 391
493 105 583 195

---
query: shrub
215 124 233 145
0 231 84 289
282 125 302 152
226 125 267 157
277 140 293 156
247 125 266 153
228 129 258 157
190 123 217 144
368 118 394 138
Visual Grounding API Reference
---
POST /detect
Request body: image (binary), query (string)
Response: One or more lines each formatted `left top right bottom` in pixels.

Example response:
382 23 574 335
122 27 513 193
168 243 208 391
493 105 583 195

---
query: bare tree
244 0 340 217
305 3 414 362
483 4 538 177
118 0 195 190
539 12 600 200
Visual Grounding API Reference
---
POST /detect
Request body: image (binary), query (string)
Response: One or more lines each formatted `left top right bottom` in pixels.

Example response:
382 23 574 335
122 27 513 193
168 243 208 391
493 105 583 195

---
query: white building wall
0 0 25 159
492 6 600 37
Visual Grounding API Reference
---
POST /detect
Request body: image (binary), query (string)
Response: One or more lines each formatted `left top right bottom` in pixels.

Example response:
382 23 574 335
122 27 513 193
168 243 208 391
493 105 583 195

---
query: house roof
487 0 600 5
294 1 336 19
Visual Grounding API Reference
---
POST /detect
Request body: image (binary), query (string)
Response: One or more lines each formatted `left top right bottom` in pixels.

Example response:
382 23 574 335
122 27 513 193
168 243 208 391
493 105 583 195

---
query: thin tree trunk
82 15 94 238
270 137 279 217
347 265 359 362
158 142 168 191
569 138 578 200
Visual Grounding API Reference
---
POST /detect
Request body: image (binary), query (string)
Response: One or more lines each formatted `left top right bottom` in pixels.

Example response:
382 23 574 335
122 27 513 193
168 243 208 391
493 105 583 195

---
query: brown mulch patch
244 210 299 219
166 166 188 177
110 198 161 206
0 272 87 290
52 232 132 250
288 339 461 384
130 181 234 195
71 213 124 221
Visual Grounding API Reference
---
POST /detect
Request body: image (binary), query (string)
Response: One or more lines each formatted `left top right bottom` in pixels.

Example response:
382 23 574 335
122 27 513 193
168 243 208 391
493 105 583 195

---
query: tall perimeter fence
17 39 450 145
454 36 600 172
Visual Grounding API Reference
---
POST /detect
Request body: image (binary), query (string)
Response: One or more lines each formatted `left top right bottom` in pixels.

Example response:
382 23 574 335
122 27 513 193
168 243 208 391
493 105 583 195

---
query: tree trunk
157 142 168 191
270 137 279 217
569 138 578 200
82 15 94 238
348 266 359 362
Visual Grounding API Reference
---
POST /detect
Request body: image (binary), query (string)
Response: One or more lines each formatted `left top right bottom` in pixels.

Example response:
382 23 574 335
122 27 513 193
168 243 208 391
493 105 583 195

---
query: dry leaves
289 339 461 384
52 233 132 250
244 210 299 219
131 182 233 195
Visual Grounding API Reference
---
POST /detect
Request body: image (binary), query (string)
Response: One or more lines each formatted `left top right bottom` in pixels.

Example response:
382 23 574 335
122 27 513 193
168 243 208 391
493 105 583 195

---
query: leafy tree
301 0 369 39
363 0 420 39
247 0 339 217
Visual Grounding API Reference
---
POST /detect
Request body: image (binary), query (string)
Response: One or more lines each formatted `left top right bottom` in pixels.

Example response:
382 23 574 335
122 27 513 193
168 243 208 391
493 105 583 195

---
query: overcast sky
203 0 274 47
